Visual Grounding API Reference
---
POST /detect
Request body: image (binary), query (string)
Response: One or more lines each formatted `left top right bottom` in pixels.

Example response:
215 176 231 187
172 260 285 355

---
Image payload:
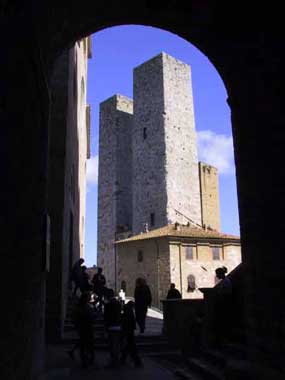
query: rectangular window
185 246 193 260
137 250 143 262
150 212 155 227
212 246 220 260
143 127 147 139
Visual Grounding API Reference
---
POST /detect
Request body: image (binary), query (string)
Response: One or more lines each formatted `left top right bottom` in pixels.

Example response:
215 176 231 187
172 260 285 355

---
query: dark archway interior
1 3 285 379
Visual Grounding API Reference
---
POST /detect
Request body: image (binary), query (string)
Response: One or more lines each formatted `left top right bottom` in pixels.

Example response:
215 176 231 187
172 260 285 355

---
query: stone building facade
98 52 221 288
46 37 91 341
117 224 241 308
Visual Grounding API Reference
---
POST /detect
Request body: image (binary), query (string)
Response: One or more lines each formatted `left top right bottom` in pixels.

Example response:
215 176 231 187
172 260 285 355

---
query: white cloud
87 155 98 185
197 130 235 175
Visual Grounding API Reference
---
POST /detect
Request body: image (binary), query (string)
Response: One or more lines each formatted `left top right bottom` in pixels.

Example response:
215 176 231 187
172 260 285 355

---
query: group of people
70 259 106 311
69 260 153 369
71 289 143 369
69 259 233 368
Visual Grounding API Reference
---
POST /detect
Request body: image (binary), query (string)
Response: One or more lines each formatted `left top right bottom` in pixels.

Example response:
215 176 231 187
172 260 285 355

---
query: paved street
42 349 179 380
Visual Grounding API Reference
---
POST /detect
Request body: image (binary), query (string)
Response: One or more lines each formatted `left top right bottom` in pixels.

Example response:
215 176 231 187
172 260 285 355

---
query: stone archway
1 3 285 379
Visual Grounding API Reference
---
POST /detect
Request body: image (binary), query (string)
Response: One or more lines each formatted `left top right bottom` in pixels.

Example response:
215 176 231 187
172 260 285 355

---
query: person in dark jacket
71 292 96 368
80 266 92 293
166 283 182 299
92 267 106 312
213 267 233 347
120 301 142 367
104 289 122 368
134 278 152 333
70 258 84 296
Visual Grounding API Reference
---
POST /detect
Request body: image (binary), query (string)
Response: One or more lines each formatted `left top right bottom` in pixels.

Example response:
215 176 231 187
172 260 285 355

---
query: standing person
166 283 182 299
92 267 106 312
120 301 142 368
80 266 92 293
71 292 96 368
213 267 233 347
134 278 152 334
215 267 232 294
104 289 122 368
70 258 84 296
118 288 126 309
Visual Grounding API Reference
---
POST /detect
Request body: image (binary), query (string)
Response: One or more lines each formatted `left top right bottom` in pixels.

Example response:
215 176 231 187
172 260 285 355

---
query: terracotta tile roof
116 224 240 244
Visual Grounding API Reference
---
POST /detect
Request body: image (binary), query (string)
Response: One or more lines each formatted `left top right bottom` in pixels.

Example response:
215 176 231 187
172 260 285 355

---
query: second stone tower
132 52 202 234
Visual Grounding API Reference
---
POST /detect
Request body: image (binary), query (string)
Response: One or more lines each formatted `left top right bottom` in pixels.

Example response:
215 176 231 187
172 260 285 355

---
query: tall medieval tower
97 52 219 288
132 53 201 234
97 95 133 286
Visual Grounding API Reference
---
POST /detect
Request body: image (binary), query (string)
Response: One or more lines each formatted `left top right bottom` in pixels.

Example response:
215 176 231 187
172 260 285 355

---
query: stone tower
97 95 133 287
132 52 201 234
199 162 220 231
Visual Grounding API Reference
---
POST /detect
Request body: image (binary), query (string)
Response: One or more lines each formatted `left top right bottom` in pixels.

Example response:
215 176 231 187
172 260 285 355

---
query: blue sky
85 25 240 267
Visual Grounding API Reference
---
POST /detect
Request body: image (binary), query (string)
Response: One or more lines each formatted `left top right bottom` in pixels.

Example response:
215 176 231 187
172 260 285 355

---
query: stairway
63 294 171 353
154 343 249 380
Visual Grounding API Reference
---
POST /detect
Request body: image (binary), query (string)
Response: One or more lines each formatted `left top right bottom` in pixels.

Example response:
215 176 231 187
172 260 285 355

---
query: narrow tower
199 162 220 231
132 52 202 234
97 95 133 288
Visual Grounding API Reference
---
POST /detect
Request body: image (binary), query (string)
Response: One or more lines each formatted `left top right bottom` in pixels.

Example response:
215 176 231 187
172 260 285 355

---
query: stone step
148 352 205 380
64 322 104 327
223 343 248 360
200 349 227 368
63 330 168 343
186 357 224 380
61 339 171 353
229 327 247 344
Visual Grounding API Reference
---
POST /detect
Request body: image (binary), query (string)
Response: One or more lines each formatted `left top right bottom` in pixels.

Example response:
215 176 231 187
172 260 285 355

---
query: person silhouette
121 301 142 368
134 278 152 333
215 267 232 295
71 292 96 368
70 258 84 296
80 266 92 293
92 267 106 312
214 267 233 347
104 289 122 368
166 283 182 299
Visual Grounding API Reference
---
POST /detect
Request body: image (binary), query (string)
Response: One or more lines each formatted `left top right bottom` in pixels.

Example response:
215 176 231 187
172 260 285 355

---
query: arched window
187 274 196 292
